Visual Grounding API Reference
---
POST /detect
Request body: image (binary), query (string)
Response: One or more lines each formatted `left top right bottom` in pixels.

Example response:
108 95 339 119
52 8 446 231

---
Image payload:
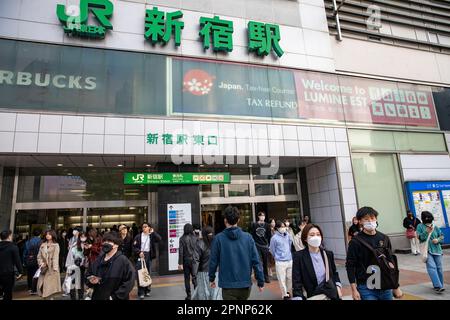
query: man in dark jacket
346 207 403 300
250 211 272 283
22 228 41 294
0 230 23 301
209 206 265 300
85 232 135 300
132 222 162 299
178 223 199 300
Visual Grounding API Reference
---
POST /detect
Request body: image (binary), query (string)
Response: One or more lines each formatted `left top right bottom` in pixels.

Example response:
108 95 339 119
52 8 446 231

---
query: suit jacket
132 232 162 260
292 248 340 299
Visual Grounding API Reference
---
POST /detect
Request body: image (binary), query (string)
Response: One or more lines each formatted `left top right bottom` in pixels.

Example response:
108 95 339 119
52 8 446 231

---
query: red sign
295 71 438 128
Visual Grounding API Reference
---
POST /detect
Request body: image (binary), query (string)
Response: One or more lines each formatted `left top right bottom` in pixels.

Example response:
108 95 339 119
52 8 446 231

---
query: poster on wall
441 190 450 228
412 190 446 227
167 203 192 271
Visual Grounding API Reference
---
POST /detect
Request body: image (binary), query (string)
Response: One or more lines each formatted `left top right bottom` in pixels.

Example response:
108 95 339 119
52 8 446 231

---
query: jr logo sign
56 0 113 39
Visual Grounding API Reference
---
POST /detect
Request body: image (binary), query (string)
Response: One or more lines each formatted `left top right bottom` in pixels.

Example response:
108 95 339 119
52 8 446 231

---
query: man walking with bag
133 222 161 299
346 207 403 300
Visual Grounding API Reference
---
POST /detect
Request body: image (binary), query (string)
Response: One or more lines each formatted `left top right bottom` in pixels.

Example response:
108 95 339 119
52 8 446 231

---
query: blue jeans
357 284 393 300
426 254 444 289
136 252 152 296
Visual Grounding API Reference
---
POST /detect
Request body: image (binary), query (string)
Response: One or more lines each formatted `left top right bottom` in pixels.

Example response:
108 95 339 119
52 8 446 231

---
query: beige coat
37 242 62 298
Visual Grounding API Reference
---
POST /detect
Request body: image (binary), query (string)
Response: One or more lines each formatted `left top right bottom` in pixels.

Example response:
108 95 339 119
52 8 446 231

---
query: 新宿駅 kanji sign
56 2 284 57
124 172 231 185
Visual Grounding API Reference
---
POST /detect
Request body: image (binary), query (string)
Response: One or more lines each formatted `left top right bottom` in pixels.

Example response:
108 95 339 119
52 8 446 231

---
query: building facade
0 0 449 274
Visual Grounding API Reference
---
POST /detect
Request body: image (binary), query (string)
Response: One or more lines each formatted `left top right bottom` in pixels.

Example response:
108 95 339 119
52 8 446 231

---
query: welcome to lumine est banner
172 57 438 128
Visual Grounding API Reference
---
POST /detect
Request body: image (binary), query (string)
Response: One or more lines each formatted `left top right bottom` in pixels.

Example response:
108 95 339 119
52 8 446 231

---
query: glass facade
352 153 406 234
1 38 448 131
348 129 447 153
17 168 148 202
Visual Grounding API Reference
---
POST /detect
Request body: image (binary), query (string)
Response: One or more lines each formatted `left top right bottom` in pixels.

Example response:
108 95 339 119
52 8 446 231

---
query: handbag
406 228 416 239
420 226 434 263
138 259 152 287
308 251 339 300
40 265 48 275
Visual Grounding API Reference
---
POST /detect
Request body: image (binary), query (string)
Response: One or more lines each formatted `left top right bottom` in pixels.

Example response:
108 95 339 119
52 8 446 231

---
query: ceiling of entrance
0 154 329 169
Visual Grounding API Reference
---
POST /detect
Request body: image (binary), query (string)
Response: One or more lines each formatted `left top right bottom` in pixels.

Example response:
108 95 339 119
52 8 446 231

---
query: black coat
132 232 162 260
178 233 198 265
194 239 211 273
0 241 23 275
119 235 133 259
85 251 135 300
292 249 340 299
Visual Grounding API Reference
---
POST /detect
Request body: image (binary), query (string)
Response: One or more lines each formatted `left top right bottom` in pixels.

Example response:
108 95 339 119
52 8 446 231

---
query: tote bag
138 259 152 287
420 226 434 263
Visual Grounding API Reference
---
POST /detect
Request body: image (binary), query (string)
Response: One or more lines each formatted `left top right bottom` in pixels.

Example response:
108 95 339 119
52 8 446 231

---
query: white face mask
279 227 287 234
80 237 87 242
363 221 377 231
62 232 67 237
285 222 290 227
73 230 79 236
307 236 322 248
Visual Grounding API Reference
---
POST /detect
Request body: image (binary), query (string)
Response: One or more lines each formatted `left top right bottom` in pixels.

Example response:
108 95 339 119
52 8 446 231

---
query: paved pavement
6 249 450 300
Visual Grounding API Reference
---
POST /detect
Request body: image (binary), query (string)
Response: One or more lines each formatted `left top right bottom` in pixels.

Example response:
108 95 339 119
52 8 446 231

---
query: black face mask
102 243 113 253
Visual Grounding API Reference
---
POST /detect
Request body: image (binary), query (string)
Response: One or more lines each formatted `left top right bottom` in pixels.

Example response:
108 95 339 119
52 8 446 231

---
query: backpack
25 239 41 267
354 235 399 290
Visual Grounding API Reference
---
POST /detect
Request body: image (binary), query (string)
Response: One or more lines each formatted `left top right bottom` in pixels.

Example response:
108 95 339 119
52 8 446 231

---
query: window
279 183 297 195
348 129 446 153
200 184 225 198
352 153 406 234
228 185 250 197
255 184 275 196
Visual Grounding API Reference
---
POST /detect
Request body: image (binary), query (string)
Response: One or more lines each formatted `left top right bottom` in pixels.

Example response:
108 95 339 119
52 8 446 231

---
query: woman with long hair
192 226 222 300
64 231 87 300
37 230 62 299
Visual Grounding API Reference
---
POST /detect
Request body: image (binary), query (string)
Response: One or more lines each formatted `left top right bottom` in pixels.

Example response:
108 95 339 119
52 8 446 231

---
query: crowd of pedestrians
0 205 445 301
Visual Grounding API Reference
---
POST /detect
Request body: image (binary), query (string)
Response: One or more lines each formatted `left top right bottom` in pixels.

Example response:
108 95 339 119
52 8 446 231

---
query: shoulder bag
420 226 434 263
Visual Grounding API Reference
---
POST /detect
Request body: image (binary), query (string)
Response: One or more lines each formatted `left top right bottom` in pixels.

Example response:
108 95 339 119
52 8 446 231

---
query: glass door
14 208 83 238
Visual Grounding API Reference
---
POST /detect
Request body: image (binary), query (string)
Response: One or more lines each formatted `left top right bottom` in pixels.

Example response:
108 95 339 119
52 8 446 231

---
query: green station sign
124 172 230 185
56 1 283 57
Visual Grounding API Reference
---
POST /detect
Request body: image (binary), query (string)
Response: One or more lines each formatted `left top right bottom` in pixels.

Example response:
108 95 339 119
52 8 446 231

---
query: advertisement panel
0 39 166 116
173 57 439 128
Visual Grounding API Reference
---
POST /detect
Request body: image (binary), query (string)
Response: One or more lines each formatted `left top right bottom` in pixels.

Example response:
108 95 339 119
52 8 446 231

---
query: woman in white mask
417 211 445 294
269 221 293 299
292 224 342 300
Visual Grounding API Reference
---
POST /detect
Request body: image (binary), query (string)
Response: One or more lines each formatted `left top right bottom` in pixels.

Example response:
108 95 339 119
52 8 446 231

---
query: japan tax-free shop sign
172 58 439 128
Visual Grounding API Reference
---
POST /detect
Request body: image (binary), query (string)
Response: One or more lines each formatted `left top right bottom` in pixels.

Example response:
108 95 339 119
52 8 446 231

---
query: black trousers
136 253 152 296
222 287 251 300
183 261 197 297
0 273 15 301
257 246 270 281
26 265 38 292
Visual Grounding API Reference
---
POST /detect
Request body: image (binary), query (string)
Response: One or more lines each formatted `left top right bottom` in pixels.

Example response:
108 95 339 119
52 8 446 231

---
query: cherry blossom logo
183 69 215 96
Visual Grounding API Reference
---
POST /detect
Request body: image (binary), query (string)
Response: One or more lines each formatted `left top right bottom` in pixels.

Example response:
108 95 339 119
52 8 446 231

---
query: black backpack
25 240 41 267
354 235 400 290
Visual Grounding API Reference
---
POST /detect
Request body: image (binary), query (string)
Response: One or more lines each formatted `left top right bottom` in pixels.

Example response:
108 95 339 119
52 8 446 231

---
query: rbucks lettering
0 70 96 90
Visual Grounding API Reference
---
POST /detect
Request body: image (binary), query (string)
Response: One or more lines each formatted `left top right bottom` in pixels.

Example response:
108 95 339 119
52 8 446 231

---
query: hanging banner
167 203 192 271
